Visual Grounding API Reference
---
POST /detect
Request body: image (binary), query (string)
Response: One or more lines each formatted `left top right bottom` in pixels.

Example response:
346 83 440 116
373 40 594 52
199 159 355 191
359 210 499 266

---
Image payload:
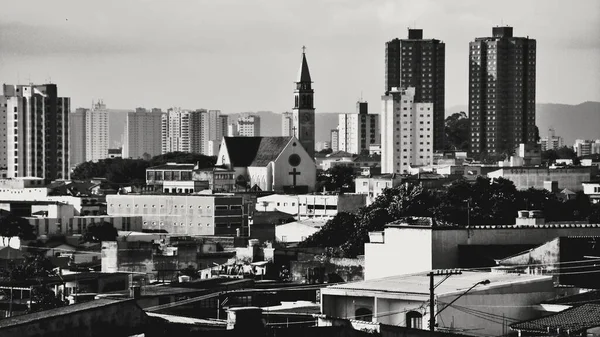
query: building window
406 311 422 329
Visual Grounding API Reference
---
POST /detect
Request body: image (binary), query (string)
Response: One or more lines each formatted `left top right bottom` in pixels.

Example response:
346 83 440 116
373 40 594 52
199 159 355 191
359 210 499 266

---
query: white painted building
237 115 261 137
330 129 339 152
583 182 600 204
85 100 109 162
381 87 434 174
355 174 404 205
162 108 191 153
321 271 554 336
337 101 379 155
255 193 366 220
539 128 563 151
275 219 327 243
282 112 293 137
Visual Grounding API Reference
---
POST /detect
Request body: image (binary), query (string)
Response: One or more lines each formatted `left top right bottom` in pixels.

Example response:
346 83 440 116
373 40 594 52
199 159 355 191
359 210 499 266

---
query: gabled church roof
223 137 292 167
296 51 312 83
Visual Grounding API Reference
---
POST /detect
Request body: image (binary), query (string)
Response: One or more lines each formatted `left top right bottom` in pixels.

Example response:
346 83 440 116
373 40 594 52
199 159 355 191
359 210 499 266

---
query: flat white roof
323 271 550 297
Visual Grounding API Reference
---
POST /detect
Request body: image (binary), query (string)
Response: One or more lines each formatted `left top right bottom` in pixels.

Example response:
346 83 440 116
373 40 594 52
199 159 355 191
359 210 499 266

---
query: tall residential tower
468 26 536 157
385 29 445 151
123 108 162 159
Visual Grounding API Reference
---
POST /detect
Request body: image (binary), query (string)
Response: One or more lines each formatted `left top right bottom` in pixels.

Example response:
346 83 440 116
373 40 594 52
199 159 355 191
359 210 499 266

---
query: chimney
515 210 545 227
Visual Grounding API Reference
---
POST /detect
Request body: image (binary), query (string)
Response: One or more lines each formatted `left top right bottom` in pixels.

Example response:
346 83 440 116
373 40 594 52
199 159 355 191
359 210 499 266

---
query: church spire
296 46 312 83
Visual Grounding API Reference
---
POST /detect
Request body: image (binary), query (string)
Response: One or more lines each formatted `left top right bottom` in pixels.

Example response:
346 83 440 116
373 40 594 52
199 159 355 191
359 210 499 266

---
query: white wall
364 227 432 280
275 222 321 243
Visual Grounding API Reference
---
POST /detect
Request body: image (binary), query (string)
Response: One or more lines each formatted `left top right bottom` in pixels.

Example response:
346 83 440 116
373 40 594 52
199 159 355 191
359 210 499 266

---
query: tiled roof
544 290 600 306
510 304 600 333
224 137 291 167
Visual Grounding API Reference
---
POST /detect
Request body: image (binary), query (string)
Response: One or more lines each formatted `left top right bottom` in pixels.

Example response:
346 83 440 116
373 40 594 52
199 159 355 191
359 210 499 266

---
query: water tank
517 210 529 218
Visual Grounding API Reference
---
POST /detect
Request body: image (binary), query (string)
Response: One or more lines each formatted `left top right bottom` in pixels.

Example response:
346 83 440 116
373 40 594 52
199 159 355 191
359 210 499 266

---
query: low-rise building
364 213 600 280
355 174 404 205
107 148 122 159
583 182 600 204
487 166 593 192
145 163 236 193
107 194 249 236
321 271 554 336
276 219 328 243
256 194 366 220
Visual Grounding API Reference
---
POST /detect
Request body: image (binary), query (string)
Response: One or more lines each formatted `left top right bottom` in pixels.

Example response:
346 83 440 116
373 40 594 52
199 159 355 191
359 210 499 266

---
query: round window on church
288 154 301 167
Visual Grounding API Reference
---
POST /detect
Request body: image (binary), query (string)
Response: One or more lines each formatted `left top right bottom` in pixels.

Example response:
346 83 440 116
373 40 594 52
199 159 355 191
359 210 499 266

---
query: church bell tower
292 46 315 160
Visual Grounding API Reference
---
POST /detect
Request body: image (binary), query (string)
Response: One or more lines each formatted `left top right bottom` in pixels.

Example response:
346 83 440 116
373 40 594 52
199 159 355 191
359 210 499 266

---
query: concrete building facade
69 108 87 168
385 29 445 151
85 100 109 162
487 166 592 192
292 50 316 159
539 128 563 151
330 129 339 152
237 115 261 137
337 101 379 155
282 112 293 137
469 26 537 156
381 87 434 174
162 108 191 153
123 108 162 159
1 84 70 180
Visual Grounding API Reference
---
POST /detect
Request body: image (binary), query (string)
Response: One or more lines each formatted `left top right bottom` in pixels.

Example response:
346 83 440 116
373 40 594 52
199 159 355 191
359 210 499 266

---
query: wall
107 194 245 236
272 139 317 193
256 195 299 214
488 167 592 192
364 227 432 280
27 215 143 236
276 222 322 243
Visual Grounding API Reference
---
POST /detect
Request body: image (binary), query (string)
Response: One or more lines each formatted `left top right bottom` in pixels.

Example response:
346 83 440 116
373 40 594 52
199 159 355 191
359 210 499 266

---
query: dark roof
545 290 600 306
0 298 134 328
224 137 291 167
510 304 600 333
326 151 354 158
354 154 380 162
108 148 122 154
147 163 196 170
0 246 24 260
297 52 312 83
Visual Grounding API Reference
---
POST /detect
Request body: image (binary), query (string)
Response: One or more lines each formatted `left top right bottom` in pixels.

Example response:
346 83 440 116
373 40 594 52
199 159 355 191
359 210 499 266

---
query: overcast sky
0 0 598 113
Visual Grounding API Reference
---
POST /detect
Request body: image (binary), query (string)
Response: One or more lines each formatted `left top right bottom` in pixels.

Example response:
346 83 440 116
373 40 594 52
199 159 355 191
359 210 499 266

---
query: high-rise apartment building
227 123 238 137
189 109 207 154
539 128 564 152
123 108 162 159
237 115 261 137
1 84 69 180
85 100 109 162
292 49 315 159
574 139 600 157
381 87 433 174
330 129 339 152
385 29 445 151
282 112 293 137
162 108 191 153
337 101 379 154
69 108 87 167
469 26 536 157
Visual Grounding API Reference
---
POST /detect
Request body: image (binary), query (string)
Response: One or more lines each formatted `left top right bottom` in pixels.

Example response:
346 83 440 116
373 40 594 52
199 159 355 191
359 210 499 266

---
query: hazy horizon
1 0 599 113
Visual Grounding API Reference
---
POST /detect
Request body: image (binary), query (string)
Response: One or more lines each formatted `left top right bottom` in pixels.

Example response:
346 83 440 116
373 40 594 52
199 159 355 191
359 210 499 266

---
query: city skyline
0 0 598 114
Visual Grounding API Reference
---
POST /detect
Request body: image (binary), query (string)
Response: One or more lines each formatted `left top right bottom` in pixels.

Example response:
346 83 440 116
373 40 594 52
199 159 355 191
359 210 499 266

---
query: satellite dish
9 237 21 249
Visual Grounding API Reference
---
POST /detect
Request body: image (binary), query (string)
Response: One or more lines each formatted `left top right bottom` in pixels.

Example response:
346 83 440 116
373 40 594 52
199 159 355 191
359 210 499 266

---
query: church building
216 136 316 194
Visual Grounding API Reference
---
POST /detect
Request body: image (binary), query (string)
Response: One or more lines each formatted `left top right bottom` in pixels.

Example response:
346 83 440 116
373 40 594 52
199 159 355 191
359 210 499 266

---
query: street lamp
434 279 491 322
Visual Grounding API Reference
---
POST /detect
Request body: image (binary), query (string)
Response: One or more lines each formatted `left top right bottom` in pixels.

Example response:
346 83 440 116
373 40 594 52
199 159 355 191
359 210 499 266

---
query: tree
444 112 470 151
81 222 118 242
0 254 68 313
316 166 356 193
0 212 36 241
301 212 358 251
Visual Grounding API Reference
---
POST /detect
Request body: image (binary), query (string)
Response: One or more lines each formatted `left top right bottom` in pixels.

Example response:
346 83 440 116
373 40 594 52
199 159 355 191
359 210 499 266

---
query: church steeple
292 46 315 160
296 46 312 84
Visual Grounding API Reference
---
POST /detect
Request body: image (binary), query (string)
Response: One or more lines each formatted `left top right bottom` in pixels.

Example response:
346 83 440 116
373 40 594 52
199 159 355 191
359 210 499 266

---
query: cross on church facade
289 168 301 187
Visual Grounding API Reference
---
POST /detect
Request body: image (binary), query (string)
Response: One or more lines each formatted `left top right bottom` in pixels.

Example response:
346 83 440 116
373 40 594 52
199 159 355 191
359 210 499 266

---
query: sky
0 0 599 114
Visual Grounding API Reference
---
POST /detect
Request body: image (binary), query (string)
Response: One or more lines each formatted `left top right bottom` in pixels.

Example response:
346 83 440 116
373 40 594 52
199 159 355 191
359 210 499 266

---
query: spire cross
302 46 306 54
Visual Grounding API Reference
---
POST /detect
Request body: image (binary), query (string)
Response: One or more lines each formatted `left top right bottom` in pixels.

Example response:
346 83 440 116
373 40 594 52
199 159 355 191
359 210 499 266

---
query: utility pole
428 269 463 331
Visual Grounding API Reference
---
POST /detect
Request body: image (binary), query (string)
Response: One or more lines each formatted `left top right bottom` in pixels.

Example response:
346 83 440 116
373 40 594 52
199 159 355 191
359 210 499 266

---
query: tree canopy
71 152 216 185
444 111 469 151
316 166 356 193
301 177 598 258
0 212 36 240
81 222 118 242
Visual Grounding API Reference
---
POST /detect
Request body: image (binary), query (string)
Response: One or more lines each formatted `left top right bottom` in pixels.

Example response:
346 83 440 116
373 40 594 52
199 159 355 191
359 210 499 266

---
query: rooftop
544 290 600 306
0 298 133 328
511 304 600 334
324 271 550 297
224 137 292 167
147 163 196 170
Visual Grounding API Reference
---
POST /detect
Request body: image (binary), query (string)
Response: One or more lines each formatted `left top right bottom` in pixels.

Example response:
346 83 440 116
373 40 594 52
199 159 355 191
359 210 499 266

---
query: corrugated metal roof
511 303 600 333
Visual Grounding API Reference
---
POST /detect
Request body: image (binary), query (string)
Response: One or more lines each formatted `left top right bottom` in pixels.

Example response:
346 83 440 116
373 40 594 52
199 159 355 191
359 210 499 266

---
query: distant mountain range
106 102 600 148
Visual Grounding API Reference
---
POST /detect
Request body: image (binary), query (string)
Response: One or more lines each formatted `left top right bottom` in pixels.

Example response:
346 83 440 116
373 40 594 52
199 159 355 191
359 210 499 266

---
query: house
355 174 404 205
364 212 600 280
487 166 593 192
276 219 328 243
216 136 316 194
510 304 600 337
583 182 600 204
145 163 236 193
321 271 554 336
